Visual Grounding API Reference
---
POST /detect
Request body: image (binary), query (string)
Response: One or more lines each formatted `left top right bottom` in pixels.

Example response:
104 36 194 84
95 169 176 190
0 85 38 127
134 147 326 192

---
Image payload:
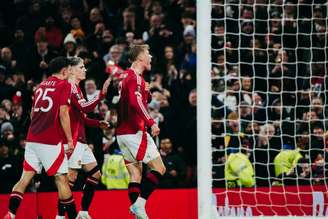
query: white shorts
65 142 97 169
117 131 160 164
24 142 68 176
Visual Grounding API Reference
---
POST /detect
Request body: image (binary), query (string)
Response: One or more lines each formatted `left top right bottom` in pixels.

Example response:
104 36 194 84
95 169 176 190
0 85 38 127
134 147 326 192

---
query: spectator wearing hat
1 122 15 140
62 33 77 57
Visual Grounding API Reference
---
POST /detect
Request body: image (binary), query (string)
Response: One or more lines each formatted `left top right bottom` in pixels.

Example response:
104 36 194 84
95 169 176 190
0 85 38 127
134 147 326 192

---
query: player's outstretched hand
151 124 160 137
102 76 112 95
100 120 110 129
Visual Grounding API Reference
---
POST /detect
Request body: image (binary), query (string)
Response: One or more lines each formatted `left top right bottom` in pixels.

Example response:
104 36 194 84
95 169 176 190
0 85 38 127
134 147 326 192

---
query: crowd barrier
1 186 327 218
0 189 197 219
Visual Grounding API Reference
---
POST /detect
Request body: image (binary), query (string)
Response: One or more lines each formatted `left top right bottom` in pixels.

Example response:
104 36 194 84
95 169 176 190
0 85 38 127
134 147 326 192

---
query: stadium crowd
212 0 328 187
0 0 196 193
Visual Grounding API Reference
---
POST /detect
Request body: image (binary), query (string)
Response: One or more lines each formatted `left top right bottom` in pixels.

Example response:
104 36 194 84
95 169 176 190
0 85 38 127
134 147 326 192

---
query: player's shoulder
123 69 137 82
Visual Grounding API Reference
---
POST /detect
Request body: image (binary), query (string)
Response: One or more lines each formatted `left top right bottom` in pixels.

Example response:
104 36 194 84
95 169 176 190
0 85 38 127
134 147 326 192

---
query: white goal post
197 1 328 218
197 0 213 219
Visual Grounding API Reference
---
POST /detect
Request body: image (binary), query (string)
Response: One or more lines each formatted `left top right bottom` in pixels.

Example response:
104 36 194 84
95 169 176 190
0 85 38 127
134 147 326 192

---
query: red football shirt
116 69 155 135
27 76 71 145
66 83 103 145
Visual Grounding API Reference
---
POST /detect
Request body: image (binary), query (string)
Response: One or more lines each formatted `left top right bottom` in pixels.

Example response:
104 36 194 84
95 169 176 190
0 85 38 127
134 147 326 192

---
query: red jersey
66 83 103 145
116 69 154 135
27 76 71 145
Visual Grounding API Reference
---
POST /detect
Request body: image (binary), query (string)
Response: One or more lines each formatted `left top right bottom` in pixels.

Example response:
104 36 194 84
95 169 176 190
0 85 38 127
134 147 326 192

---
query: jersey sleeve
82 113 100 127
127 76 155 127
59 82 71 106
72 91 104 113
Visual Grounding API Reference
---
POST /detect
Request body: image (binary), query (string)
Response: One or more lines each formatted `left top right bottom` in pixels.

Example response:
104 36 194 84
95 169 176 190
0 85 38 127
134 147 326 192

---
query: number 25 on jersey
33 88 55 112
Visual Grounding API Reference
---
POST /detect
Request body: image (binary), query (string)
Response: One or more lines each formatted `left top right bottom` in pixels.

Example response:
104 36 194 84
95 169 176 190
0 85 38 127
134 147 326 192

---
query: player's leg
126 162 149 218
126 162 143 204
78 162 101 219
5 142 41 219
4 171 36 219
141 156 166 200
117 135 142 204
57 142 82 217
57 169 78 218
117 134 148 218
55 174 77 219
140 133 166 201
38 143 76 219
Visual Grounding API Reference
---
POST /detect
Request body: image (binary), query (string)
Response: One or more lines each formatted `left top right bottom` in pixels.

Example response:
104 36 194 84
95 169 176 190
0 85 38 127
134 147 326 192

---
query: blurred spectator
0 139 21 193
310 122 325 162
0 47 16 76
85 79 100 101
62 33 77 57
34 16 63 50
26 36 57 82
10 29 29 70
70 16 86 41
159 138 186 188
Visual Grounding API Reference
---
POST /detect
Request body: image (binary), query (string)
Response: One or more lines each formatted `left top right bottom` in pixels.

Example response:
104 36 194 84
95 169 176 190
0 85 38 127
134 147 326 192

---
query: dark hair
127 44 149 62
312 121 324 131
48 56 70 74
68 57 83 66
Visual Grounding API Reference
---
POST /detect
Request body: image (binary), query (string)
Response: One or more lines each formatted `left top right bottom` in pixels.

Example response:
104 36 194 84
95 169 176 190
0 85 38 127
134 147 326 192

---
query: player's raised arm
72 76 111 113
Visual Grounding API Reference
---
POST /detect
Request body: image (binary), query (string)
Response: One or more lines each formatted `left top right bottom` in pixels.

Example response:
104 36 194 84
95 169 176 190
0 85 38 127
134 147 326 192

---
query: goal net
210 0 328 217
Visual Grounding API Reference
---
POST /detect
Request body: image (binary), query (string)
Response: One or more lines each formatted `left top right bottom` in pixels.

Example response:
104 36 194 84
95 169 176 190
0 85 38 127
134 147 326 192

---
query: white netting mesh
211 0 328 216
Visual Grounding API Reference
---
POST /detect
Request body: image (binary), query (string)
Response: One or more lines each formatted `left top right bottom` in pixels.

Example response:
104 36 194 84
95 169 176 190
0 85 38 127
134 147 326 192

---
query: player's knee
55 174 68 185
68 171 78 183
153 164 166 176
130 172 142 182
158 165 166 176
92 170 101 180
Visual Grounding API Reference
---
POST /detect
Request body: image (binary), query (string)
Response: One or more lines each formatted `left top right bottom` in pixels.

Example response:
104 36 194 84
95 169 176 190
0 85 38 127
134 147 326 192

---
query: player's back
27 76 71 145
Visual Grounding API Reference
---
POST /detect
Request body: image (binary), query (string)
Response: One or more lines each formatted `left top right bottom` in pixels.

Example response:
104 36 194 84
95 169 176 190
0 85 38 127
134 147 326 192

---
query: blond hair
127 44 149 62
